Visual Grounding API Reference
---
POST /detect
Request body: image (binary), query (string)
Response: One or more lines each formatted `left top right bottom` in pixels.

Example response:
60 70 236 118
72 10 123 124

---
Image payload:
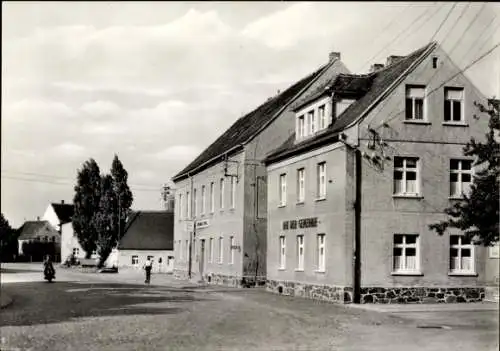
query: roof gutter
343 42 437 131
172 143 245 183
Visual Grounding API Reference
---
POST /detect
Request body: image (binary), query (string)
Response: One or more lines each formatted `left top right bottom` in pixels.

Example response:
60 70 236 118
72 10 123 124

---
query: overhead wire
1 171 162 193
356 3 442 72
371 42 500 132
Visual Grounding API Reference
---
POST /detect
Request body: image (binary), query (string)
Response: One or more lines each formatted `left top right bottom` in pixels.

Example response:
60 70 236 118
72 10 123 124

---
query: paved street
1 264 498 351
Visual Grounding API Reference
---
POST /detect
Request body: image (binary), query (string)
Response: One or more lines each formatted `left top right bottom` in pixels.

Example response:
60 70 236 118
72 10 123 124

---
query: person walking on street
143 257 153 284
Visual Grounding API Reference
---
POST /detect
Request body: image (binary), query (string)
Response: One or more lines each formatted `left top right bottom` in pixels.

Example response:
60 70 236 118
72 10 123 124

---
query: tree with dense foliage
110 155 133 240
0 213 17 262
73 159 102 258
94 174 119 268
429 100 499 246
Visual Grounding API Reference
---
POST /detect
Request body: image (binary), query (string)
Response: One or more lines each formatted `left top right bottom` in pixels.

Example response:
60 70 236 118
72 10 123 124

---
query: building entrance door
199 239 205 278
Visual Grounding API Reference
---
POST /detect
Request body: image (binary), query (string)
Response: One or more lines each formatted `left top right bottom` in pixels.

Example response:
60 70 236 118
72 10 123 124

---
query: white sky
2 1 500 227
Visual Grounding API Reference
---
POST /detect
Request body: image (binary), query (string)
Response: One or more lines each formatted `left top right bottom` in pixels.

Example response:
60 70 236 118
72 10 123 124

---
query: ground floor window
279 236 286 269
131 255 139 265
450 235 474 273
72 248 80 256
296 235 304 271
317 234 325 272
393 234 419 273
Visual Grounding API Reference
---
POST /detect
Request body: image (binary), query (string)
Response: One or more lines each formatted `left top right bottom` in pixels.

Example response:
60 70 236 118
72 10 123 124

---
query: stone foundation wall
360 287 485 304
204 273 267 288
266 280 352 304
266 280 486 304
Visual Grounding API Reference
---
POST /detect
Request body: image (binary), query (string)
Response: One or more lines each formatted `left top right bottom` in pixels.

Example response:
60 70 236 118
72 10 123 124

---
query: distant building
113 211 174 273
17 220 60 256
172 50 349 286
264 42 495 304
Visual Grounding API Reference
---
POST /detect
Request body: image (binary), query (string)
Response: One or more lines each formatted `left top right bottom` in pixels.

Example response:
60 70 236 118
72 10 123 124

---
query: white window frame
179 193 184 220
297 168 305 203
317 162 326 199
73 247 80 256
393 157 420 196
209 237 214 263
444 87 465 123
193 188 197 217
201 185 206 215
449 235 475 274
220 178 225 210
186 191 191 219
218 236 224 264
317 234 326 272
405 85 426 121
131 255 139 265
210 182 215 213
279 173 287 206
279 235 286 270
297 115 305 139
318 105 327 130
450 159 473 198
296 235 304 271
230 177 236 209
308 110 316 135
392 234 420 274
229 236 235 264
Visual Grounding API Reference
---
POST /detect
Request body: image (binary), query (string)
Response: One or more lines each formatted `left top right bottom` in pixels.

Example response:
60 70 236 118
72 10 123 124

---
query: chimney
61 200 65 204
329 51 341 62
369 63 385 73
386 55 404 66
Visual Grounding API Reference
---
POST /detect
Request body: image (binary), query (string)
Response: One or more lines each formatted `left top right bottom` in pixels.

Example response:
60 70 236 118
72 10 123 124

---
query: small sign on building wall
196 219 210 229
185 221 194 232
489 243 500 259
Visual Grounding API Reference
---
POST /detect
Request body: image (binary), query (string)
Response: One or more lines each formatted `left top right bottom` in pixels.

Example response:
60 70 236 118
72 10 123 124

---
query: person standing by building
143 257 153 284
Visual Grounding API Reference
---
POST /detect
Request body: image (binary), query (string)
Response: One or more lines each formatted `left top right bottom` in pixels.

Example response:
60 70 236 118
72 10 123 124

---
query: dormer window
297 115 305 138
318 105 327 129
308 110 316 134
295 96 331 141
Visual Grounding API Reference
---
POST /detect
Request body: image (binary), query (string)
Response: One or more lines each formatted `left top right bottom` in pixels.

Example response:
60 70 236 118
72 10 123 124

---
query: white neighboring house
115 211 174 273
42 201 90 262
17 220 60 256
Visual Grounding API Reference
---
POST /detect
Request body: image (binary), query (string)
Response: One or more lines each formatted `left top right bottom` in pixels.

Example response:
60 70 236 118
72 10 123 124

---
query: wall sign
282 217 318 230
195 219 210 229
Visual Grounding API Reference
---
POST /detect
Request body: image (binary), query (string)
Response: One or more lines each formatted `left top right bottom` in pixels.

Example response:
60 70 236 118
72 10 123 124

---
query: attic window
432 56 438 69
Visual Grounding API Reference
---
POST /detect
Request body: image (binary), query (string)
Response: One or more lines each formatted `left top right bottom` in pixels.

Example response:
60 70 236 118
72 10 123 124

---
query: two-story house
265 42 492 304
172 51 350 287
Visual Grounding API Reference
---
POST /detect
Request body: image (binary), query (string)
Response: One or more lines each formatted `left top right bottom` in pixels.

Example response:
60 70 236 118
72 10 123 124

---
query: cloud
5 99 76 122
153 145 201 162
51 142 86 157
80 100 121 117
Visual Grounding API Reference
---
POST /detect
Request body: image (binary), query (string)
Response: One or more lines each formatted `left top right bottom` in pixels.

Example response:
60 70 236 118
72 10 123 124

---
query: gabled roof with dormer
172 58 348 182
265 42 438 165
292 74 375 112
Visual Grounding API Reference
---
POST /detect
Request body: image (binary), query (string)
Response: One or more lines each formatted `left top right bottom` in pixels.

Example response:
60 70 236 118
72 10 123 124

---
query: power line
0 174 161 192
465 20 499 63
429 3 458 42
0 170 161 190
445 2 488 57
460 17 497 65
436 3 471 43
357 3 442 72
372 42 500 131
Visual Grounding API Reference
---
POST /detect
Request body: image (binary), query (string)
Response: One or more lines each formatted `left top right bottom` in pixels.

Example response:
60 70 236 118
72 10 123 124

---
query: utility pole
188 174 194 280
